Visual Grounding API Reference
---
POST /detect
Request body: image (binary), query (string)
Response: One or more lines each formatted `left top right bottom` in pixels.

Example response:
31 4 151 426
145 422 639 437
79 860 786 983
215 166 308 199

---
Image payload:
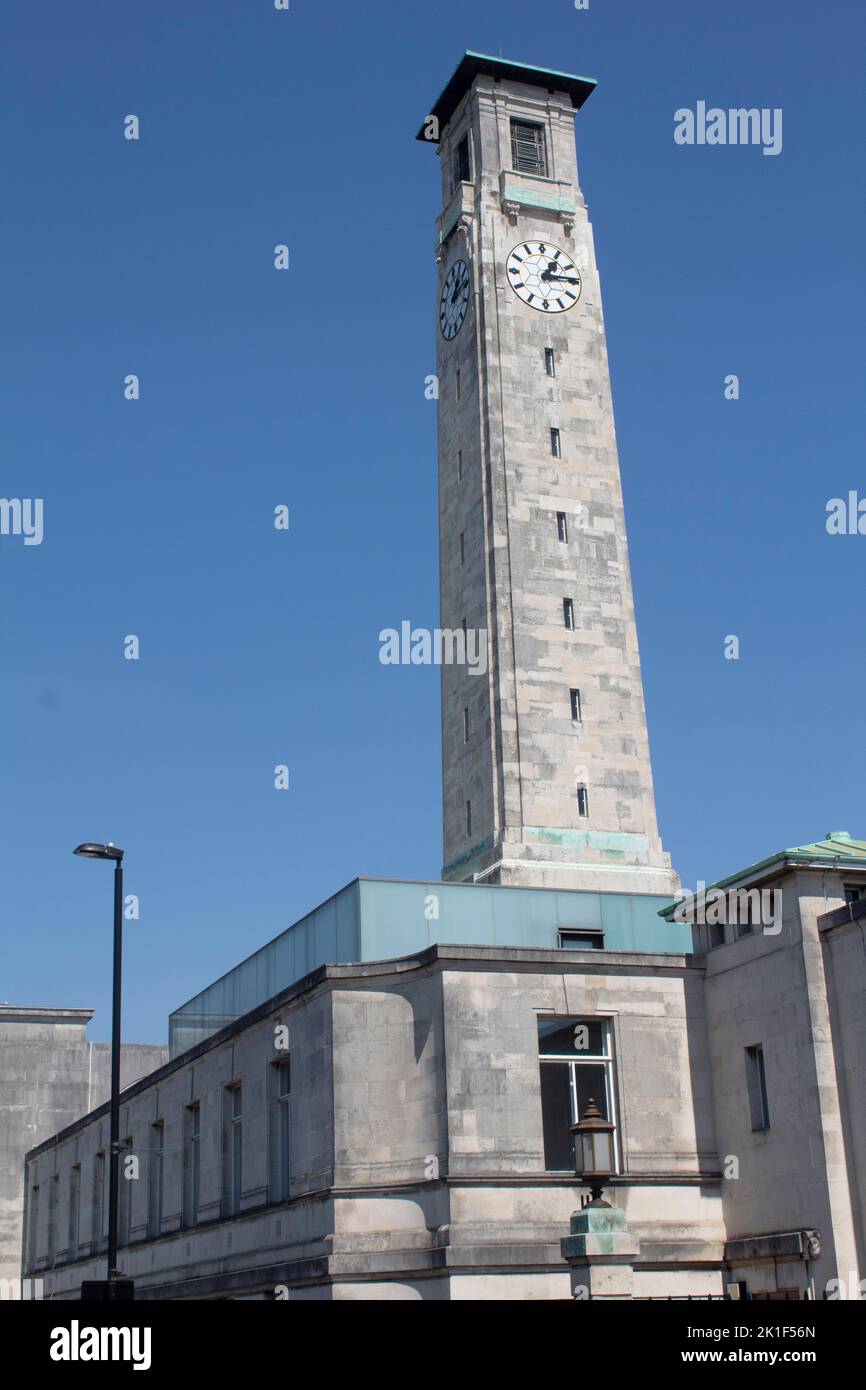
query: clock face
439 258 470 340
506 240 582 313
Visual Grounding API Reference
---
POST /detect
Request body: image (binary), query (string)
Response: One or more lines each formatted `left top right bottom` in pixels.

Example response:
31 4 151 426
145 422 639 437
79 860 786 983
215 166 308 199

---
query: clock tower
418 53 677 897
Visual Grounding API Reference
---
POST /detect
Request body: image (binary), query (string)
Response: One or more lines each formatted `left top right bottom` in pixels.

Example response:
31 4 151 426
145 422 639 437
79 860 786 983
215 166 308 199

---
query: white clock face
439 258 470 340
506 240 582 313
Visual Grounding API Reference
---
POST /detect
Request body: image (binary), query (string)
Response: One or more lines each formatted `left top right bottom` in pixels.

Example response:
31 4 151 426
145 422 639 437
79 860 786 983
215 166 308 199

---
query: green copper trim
502 183 577 214
658 831 866 919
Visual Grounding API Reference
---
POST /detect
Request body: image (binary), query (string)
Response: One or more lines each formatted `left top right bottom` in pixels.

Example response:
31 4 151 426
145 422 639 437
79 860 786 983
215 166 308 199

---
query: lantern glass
592 1129 615 1174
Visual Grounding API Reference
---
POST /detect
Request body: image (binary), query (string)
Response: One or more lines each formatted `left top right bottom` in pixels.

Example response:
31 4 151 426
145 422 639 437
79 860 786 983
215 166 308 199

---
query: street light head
74 843 124 862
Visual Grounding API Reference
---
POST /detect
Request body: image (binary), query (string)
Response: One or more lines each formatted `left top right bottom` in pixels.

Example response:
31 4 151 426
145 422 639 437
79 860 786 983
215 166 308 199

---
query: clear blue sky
2 0 864 1043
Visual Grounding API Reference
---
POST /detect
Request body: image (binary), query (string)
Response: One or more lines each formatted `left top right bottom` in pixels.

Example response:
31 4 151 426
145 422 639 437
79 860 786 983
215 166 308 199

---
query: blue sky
2 0 864 1043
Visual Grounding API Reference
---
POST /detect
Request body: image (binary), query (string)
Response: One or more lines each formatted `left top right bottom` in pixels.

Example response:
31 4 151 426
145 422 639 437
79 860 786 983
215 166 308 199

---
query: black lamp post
570 1097 617 1207
73 842 133 1299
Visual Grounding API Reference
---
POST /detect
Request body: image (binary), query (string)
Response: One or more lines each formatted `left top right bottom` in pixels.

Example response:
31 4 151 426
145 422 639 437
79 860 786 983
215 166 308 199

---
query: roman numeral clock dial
506 241 582 312
439 258 470 339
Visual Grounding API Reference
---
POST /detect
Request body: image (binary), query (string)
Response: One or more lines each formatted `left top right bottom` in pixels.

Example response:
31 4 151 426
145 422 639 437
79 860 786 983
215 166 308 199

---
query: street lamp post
74 842 134 1300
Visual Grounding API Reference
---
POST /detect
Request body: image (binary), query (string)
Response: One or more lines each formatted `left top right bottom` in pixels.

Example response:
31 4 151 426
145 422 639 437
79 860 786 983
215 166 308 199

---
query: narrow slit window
576 784 589 817
550 428 561 458
545 347 556 377
465 800 472 837
463 707 469 743
563 598 575 630
570 688 582 722
460 532 465 565
745 1045 770 1131
457 448 463 482
557 511 568 543
456 368 461 400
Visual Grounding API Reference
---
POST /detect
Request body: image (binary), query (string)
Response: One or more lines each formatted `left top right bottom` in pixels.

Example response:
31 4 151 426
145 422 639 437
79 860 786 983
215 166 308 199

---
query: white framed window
563 597 575 630
557 511 568 543
576 784 589 817
570 688 582 722
537 1018 618 1172
545 347 556 377
550 427 561 458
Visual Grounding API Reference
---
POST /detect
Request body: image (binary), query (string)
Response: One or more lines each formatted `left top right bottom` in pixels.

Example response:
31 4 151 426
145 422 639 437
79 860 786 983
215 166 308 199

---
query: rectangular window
452 133 470 187
457 448 463 482
511 119 547 176
545 347 556 377
148 1122 164 1239
47 1174 59 1267
118 1137 133 1247
576 784 589 817
28 1186 39 1272
223 1084 242 1216
550 427 561 458
456 367 461 400
570 688 582 722
559 929 603 950
68 1165 80 1262
465 800 472 837
182 1103 201 1228
563 597 575 630
459 531 465 565
707 922 726 950
269 1058 292 1204
538 1018 617 1172
461 617 467 637
463 706 469 743
93 1153 105 1253
557 511 568 543
844 885 862 905
745 1045 770 1131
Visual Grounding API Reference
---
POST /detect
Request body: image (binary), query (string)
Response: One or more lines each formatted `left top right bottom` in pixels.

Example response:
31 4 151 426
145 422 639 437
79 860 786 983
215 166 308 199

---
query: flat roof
416 51 597 142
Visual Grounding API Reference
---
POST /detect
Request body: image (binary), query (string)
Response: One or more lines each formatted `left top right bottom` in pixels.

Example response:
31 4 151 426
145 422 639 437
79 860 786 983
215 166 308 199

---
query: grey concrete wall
821 904 866 1291
701 869 862 1297
0 1006 165 1285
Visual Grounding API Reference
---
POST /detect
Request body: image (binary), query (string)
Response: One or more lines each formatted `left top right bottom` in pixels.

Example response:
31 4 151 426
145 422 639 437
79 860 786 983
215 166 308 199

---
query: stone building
15 54 866 1301
20 843 866 1300
0 1006 165 1289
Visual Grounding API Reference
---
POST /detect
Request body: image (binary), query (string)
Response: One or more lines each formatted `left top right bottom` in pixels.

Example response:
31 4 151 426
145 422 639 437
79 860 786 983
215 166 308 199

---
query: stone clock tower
418 53 677 897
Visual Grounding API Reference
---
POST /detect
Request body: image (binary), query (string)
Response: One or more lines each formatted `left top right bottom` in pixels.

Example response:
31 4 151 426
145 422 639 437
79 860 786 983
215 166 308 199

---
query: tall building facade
421 54 676 895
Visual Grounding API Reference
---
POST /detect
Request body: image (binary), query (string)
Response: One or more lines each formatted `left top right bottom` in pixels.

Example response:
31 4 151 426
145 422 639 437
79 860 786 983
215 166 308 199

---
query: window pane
538 1017 605 1056
540 1063 574 1170
573 1064 609 1121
